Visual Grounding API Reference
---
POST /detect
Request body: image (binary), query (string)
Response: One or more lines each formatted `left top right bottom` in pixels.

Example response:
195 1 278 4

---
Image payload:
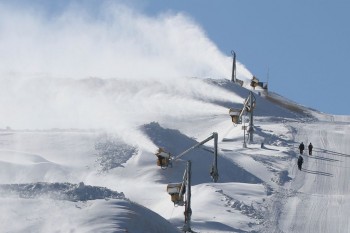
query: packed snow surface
1 77 349 233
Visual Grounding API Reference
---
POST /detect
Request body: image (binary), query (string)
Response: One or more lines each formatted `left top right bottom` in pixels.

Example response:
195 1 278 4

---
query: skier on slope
308 143 313 156
299 142 305 155
297 155 304 170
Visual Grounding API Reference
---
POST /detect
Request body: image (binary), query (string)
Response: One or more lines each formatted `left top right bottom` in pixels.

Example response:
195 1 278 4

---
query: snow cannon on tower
155 148 172 168
250 76 259 89
250 75 268 91
228 91 256 145
229 91 256 120
167 183 185 206
166 161 193 232
229 108 242 124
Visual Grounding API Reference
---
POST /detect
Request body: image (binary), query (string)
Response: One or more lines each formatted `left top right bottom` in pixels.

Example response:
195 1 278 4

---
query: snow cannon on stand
250 75 268 93
155 148 172 168
228 91 256 146
167 183 185 206
243 91 256 113
250 76 259 89
166 161 193 232
229 108 242 124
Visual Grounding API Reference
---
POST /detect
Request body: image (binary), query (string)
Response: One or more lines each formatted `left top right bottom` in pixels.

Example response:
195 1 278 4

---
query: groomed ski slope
267 118 350 233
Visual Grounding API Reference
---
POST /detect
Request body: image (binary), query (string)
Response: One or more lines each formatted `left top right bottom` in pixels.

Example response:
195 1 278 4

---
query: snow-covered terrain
1 72 349 233
2 2 350 232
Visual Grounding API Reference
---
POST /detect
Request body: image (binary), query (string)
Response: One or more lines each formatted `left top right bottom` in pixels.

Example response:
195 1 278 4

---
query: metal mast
231 50 236 83
183 160 192 232
248 91 255 143
213 132 218 181
243 112 247 148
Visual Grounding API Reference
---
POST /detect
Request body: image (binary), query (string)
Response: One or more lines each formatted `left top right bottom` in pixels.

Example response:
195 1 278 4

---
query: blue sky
2 0 350 115
140 0 350 115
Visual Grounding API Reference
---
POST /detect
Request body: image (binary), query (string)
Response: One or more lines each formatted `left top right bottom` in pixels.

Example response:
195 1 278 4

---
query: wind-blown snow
1 2 349 233
0 2 252 80
1 76 348 232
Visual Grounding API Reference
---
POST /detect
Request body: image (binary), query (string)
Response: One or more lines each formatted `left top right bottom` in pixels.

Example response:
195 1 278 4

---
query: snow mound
0 185 181 233
0 149 70 183
0 150 51 165
0 182 125 201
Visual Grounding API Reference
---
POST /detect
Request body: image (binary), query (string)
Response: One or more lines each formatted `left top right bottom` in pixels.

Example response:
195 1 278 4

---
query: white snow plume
0 2 252 80
0 2 250 151
0 76 243 152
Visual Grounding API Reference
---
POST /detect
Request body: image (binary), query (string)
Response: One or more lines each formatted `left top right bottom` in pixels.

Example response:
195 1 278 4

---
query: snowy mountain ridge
1 76 349 233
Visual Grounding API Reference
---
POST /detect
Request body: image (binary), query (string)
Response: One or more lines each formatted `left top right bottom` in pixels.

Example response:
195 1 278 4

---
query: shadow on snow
142 122 262 185
301 168 333 177
313 147 350 158
308 155 340 162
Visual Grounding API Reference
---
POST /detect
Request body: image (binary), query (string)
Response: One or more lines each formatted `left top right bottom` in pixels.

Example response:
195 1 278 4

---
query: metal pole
249 92 254 143
175 134 215 161
243 114 247 148
183 161 192 232
231 50 236 83
212 132 219 182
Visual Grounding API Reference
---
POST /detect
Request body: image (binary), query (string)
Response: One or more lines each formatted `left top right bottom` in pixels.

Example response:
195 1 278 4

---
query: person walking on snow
308 143 313 156
297 155 304 170
299 142 305 155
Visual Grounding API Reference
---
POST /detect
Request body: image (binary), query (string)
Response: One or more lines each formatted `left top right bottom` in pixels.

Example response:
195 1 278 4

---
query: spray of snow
0 2 252 80
0 2 251 150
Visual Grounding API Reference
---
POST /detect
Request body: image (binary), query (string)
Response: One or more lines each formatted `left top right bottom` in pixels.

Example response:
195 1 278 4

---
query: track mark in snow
267 121 350 233
216 189 264 225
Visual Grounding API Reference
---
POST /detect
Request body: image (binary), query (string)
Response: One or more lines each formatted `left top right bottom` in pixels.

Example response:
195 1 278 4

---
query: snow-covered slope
0 182 178 233
0 76 348 232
